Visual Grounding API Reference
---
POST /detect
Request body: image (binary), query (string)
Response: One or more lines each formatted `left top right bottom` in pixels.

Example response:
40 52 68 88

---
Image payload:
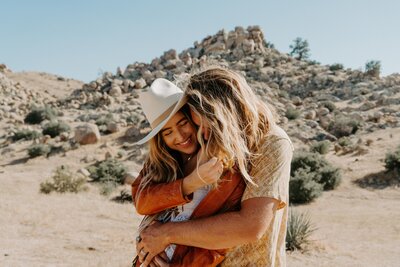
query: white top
165 185 211 260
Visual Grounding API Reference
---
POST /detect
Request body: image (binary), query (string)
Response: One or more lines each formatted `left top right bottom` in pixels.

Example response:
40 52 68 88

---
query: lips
177 136 192 148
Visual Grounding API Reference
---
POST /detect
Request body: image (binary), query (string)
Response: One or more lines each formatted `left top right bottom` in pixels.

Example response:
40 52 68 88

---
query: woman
132 78 246 266
137 67 293 267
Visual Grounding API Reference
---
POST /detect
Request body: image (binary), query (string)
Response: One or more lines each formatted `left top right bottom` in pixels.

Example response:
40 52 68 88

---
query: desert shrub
285 107 301 120
286 209 316 251
289 37 310 60
385 146 400 175
319 166 342 190
319 101 336 112
95 113 115 134
310 140 331 155
40 166 87 194
338 137 352 147
112 190 133 203
365 60 381 78
277 90 289 99
88 158 127 185
27 144 51 158
11 129 42 141
24 106 58 124
95 113 114 126
328 116 361 138
290 151 341 203
290 168 323 204
329 63 344 71
42 121 70 138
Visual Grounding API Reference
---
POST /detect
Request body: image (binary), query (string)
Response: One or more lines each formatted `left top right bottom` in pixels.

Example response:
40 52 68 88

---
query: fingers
138 248 148 264
158 252 169 262
142 252 156 267
154 255 170 267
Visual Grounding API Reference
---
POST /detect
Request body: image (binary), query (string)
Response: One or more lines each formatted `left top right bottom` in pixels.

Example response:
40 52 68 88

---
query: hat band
151 104 176 129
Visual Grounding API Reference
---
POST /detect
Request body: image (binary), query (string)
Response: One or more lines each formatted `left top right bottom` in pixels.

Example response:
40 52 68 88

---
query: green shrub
310 140 331 155
385 146 400 175
42 121 70 138
285 107 301 120
328 116 361 138
365 60 381 78
338 137 352 147
286 209 316 251
24 106 58 124
28 144 51 158
319 166 341 190
290 151 341 203
290 168 323 204
319 101 336 112
329 63 344 71
112 190 133 203
40 166 87 194
88 158 127 185
11 129 42 141
95 113 114 126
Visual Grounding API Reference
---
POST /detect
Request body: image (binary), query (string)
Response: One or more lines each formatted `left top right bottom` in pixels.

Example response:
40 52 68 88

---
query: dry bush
40 166 87 194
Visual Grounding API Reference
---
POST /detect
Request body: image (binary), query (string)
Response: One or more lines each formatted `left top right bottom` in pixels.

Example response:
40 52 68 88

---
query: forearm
132 178 190 215
164 211 254 249
161 198 278 250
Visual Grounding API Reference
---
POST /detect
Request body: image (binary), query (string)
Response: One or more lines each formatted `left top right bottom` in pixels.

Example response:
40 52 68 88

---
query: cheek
190 110 201 126
162 135 174 149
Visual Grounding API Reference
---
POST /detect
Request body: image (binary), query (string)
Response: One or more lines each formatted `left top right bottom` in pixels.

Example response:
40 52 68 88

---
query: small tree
365 60 381 78
289 37 311 60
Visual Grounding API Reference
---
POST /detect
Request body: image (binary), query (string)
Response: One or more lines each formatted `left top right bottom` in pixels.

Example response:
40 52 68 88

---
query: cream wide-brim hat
135 78 188 145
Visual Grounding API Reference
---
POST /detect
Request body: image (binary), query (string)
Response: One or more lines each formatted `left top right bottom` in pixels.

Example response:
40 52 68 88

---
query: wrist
162 222 175 245
182 173 199 195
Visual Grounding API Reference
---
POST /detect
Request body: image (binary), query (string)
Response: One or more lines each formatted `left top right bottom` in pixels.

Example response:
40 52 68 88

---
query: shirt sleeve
242 135 293 210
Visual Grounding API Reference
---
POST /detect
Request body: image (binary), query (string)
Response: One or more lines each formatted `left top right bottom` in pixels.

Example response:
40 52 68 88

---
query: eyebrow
160 117 187 133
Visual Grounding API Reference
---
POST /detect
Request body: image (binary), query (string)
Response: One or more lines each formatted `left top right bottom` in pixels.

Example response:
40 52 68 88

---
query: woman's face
160 111 198 155
190 108 210 140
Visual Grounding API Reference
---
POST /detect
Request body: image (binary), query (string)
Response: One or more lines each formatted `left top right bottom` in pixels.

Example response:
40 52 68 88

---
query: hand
136 222 170 267
183 157 223 194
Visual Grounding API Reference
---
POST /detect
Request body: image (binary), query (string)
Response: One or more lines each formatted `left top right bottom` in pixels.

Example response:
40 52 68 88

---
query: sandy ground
1 72 400 266
1 128 399 267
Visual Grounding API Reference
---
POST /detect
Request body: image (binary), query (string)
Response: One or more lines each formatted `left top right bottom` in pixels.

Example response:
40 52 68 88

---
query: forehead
162 111 185 130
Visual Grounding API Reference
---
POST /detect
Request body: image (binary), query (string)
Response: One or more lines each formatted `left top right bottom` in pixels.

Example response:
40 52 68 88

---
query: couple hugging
131 67 293 267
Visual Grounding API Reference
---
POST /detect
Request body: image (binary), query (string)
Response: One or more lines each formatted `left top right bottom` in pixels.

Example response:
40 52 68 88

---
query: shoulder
258 124 294 156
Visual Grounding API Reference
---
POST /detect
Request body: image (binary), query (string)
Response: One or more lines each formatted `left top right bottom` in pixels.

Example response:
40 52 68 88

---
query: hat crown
139 78 183 125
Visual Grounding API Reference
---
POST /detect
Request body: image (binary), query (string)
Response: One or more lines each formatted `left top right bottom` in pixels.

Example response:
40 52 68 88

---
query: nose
176 128 186 142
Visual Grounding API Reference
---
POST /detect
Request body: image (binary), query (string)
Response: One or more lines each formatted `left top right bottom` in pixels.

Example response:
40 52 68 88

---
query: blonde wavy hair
136 106 191 232
184 66 275 185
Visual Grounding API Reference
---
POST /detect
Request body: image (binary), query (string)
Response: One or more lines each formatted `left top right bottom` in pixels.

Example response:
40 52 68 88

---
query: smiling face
160 111 198 156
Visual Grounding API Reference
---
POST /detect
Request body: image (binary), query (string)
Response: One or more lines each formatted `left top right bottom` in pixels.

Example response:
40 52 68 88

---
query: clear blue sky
1 0 399 82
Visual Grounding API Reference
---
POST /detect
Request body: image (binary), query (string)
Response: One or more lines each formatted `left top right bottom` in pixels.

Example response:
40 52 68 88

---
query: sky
1 0 399 82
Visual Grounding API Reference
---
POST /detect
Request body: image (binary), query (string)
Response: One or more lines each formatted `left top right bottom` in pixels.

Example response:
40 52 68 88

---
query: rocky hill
1 26 399 266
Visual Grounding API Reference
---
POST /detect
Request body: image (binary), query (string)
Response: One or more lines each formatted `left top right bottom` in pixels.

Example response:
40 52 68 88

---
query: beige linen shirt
221 124 293 267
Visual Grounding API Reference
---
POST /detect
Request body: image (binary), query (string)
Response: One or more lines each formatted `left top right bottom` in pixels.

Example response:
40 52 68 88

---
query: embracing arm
139 196 279 251
132 157 223 215
132 176 190 215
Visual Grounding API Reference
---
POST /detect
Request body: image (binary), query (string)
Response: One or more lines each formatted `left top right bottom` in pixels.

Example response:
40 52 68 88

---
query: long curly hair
183 66 275 185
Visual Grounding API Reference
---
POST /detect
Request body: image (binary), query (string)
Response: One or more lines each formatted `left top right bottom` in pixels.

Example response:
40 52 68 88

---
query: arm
132 157 223 215
138 197 279 254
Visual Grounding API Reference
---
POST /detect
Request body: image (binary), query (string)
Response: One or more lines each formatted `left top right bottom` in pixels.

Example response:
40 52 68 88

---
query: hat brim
135 95 188 145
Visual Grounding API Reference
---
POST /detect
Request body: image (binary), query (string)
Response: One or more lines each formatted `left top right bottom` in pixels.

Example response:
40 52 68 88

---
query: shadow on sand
354 170 399 189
